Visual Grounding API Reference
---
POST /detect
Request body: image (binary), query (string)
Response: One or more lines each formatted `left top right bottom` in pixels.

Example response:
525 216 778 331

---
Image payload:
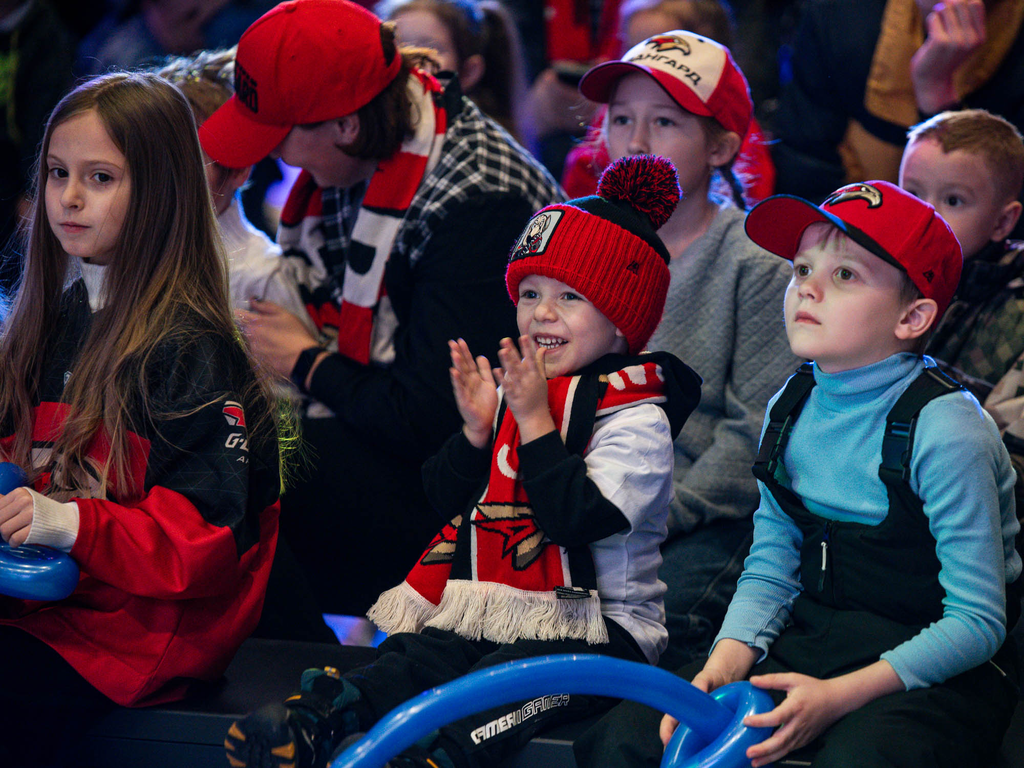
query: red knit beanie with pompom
506 154 680 354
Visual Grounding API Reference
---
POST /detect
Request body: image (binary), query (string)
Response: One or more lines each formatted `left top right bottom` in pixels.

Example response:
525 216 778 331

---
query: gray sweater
649 202 800 536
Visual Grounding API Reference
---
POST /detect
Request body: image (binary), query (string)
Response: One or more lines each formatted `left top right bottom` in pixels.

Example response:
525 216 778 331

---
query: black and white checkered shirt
318 89 563 283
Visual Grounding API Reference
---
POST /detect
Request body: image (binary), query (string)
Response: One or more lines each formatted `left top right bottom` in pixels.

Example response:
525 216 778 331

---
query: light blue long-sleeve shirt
716 353 1021 690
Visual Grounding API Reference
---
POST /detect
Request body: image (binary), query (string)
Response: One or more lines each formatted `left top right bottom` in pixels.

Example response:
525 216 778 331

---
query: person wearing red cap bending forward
199 0 562 620
575 181 1022 768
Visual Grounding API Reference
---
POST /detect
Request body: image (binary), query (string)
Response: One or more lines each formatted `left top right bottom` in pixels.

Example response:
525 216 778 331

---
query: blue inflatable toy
0 462 80 601
0 462 27 495
329 653 774 768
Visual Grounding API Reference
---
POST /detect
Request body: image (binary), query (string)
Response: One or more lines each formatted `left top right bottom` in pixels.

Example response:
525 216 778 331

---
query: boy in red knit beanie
225 155 702 768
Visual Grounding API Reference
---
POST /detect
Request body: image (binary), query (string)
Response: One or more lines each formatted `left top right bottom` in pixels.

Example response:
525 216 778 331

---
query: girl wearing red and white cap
578 31 802 670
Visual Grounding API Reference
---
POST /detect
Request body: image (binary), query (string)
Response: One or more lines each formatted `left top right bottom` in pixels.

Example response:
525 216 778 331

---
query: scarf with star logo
368 359 669 645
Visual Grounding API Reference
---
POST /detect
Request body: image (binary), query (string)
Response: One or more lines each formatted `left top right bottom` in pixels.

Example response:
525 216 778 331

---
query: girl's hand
911 0 986 114
449 339 499 449
0 487 35 547
236 299 320 380
741 673 848 767
495 336 555 442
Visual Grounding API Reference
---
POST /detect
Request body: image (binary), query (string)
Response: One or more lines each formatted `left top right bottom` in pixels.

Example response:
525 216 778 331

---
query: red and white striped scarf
278 70 447 364
368 360 669 645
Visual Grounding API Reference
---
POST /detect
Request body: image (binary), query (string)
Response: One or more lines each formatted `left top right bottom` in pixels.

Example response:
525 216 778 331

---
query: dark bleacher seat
81 639 376 768
79 638 574 768
79 638 1024 768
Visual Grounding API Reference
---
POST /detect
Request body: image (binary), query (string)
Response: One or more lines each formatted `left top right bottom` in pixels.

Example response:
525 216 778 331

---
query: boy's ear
459 54 485 92
991 199 1023 242
613 327 630 353
227 164 252 192
336 113 360 147
708 130 742 169
895 297 939 341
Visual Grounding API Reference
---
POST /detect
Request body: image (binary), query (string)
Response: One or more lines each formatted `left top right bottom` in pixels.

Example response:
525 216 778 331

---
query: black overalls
748 363 1020 767
572 364 1022 768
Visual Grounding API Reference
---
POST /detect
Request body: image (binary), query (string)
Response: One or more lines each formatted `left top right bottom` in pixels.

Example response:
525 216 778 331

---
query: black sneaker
225 702 317 768
225 668 365 768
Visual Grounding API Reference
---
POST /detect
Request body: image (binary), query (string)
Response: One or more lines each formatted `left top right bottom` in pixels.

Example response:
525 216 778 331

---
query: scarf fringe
424 580 609 645
367 580 439 636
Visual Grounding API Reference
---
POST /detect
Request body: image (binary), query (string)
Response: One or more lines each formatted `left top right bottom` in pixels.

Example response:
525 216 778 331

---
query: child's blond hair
157 49 238 195
907 109 1024 204
156 47 236 124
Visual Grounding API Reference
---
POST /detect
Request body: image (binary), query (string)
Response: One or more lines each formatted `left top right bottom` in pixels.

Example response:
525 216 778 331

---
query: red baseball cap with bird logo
745 180 963 317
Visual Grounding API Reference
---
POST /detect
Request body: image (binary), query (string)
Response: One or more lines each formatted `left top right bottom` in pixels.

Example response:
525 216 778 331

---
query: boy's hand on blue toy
0 487 35 547
449 338 499 449
741 661 904 767
495 336 556 443
739 673 847 767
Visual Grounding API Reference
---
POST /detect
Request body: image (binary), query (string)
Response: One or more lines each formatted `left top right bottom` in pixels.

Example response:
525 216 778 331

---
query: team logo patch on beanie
511 211 563 261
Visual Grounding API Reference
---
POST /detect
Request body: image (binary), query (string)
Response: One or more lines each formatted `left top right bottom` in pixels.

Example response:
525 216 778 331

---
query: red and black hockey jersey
0 281 280 706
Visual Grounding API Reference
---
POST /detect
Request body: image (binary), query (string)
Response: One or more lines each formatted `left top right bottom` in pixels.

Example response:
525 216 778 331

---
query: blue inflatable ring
0 462 80 601
329 653 774 768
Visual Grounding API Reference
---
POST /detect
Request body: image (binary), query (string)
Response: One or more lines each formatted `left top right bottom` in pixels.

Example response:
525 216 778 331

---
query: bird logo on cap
824 182 883 209
645 35 691 55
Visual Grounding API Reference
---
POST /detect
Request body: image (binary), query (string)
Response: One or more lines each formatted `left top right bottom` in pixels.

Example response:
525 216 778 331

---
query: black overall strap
753 363 816 485
878 365 963 487
874 366 1023 629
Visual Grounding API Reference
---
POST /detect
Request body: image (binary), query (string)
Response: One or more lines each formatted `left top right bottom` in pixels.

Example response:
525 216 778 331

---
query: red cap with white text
579 30 752 139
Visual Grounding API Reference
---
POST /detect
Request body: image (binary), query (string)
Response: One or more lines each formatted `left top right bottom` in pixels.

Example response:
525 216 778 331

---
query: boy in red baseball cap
198 0 562 620
575 180 1022 768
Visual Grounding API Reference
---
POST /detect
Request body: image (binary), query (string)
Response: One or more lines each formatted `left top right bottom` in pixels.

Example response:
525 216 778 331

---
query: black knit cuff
448 430 494 477
516 430 569 478
290 345 326 392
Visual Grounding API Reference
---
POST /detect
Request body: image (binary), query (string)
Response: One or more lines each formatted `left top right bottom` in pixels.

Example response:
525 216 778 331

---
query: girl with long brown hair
0 71 281 764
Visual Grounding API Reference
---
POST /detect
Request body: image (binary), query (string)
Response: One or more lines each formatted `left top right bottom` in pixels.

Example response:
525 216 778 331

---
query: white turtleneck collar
78 261 109 311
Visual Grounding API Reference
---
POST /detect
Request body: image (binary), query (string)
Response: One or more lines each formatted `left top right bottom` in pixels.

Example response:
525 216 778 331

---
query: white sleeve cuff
23 488 79 552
